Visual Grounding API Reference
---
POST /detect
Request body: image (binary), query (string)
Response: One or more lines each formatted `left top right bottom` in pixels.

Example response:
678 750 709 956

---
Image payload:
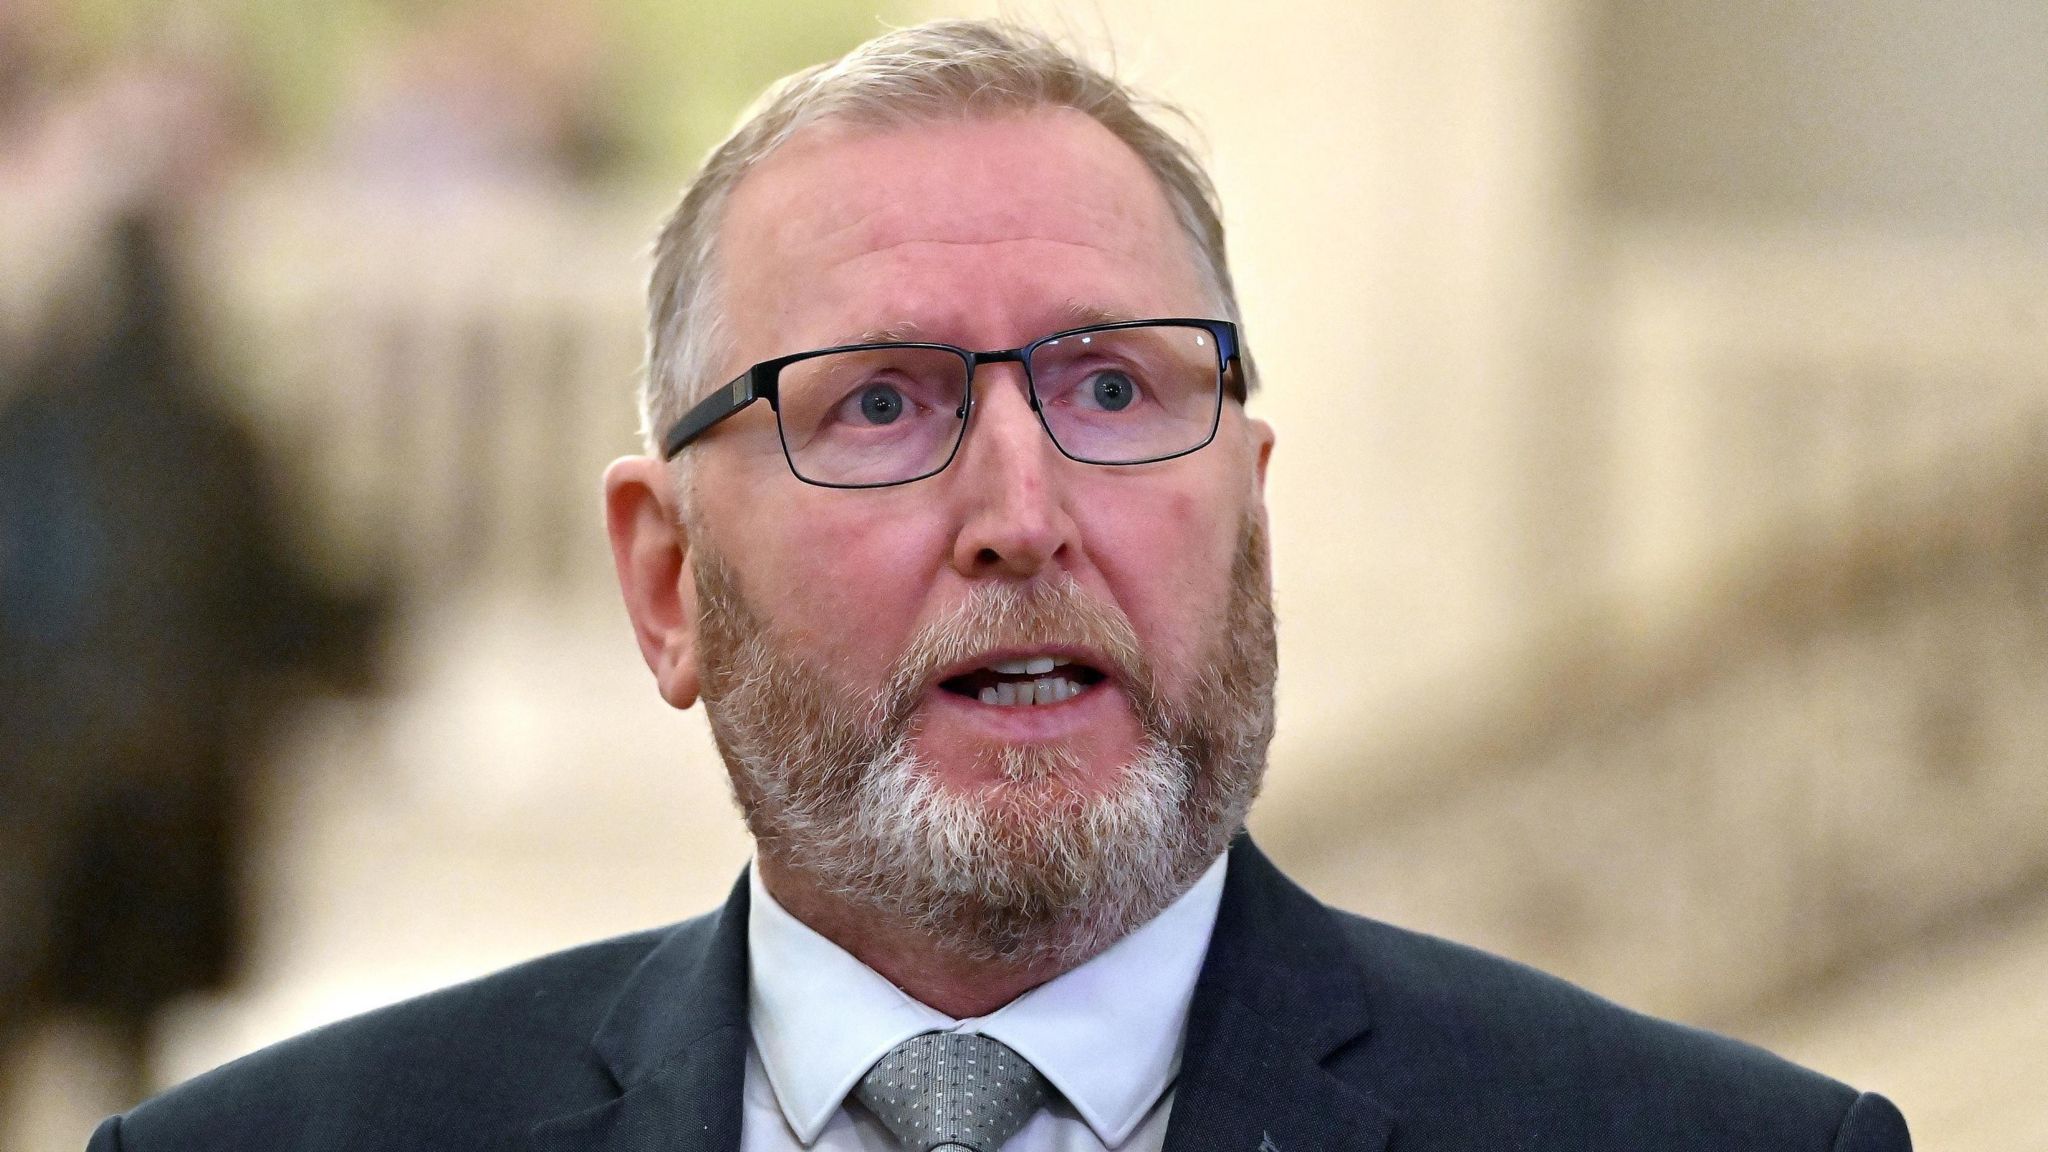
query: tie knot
853 1032 1050 1152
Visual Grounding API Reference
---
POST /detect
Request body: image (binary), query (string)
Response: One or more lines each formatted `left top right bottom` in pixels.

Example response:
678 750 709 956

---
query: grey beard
693 514 1276 968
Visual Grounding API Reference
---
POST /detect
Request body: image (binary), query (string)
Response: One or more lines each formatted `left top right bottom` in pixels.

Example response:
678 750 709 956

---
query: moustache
874 575 1159 732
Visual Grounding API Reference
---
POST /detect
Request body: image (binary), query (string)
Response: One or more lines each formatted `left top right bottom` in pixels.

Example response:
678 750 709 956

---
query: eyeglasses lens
776 346 970 487
1029 324 1222 465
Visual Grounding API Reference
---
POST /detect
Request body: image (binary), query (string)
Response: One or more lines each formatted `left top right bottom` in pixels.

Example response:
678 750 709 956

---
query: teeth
989 656 1059 676
974 675 1083 707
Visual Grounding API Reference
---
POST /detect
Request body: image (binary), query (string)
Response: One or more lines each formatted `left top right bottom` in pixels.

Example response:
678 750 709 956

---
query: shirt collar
746 854 1229 1147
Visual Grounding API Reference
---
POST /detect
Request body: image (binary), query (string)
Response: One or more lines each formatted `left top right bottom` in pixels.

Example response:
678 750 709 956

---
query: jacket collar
528 838 1394 1152
528 870 753 1152
1162 836 1394 1152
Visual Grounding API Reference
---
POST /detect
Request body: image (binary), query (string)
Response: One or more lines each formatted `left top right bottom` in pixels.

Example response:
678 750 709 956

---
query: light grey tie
853 1031 1051 1152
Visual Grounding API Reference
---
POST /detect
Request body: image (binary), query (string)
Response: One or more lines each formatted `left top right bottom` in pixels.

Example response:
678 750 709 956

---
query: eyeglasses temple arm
662 370 765 459
1212 321 1249 402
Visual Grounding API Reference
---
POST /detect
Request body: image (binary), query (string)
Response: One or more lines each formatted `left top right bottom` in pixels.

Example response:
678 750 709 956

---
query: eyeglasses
660 318 1244 489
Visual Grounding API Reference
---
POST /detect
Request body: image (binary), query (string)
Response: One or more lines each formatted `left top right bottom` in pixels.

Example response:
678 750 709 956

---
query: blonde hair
640 18 1252 459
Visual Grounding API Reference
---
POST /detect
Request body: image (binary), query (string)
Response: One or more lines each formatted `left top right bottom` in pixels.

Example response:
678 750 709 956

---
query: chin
813 732 1215 967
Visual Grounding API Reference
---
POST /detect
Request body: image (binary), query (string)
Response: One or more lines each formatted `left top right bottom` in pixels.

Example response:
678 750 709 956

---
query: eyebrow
830 302 1141 350
838 320 928 345
1053 300 1139 329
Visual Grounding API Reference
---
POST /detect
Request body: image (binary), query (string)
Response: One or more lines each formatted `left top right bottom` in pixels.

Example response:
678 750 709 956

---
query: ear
604 455 700 710
1246 416 1275 501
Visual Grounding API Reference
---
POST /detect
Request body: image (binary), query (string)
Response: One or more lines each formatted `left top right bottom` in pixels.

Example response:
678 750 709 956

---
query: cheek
755 503 947 670
1087 481 1239 682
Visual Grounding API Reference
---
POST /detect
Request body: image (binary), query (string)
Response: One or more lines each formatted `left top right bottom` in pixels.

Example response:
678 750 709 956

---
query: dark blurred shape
0 210 387 1107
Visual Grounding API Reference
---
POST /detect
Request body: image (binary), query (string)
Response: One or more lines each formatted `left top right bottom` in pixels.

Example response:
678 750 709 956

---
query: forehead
714 107 1210 359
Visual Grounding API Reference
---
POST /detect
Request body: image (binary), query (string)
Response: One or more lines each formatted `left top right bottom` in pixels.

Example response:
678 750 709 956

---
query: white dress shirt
739 855 1229 1152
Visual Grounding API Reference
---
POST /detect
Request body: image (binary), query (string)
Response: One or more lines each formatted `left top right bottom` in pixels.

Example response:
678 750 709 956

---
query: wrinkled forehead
713 108 1213 356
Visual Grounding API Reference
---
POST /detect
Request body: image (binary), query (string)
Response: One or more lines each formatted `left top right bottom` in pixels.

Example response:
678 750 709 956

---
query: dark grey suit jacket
89 838 1910 1151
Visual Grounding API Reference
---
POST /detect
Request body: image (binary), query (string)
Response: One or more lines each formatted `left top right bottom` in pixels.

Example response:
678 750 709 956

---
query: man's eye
856 384 906 425
1082 370 1139 412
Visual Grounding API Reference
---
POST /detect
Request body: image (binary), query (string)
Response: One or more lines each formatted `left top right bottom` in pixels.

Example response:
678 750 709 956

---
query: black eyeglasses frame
658 317 1245 490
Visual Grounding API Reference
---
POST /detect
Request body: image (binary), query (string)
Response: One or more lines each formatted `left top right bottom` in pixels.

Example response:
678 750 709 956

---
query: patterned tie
853 1031 1051 1152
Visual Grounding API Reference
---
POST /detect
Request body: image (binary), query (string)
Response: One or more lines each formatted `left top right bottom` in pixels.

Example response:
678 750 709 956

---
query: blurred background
1 0 2043 1147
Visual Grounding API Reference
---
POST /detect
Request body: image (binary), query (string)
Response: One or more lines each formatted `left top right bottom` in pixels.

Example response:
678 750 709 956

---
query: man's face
675 109 1276 958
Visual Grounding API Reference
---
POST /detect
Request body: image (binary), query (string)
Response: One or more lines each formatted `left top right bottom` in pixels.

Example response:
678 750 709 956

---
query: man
91 20 1911 1152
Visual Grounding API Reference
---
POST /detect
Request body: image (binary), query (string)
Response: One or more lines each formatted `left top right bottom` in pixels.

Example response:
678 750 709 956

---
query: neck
755 853 1072 1019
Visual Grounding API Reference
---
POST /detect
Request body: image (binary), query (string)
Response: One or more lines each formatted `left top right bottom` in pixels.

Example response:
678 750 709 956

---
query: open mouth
938 655 1109 707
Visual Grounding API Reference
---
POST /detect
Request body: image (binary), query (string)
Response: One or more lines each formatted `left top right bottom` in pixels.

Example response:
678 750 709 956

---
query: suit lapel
1164 838 1395 1152
522 842 1394 1152
528 872 753 1152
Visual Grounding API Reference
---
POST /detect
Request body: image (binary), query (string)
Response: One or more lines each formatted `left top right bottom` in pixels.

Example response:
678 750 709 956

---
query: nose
946 369 1079 581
